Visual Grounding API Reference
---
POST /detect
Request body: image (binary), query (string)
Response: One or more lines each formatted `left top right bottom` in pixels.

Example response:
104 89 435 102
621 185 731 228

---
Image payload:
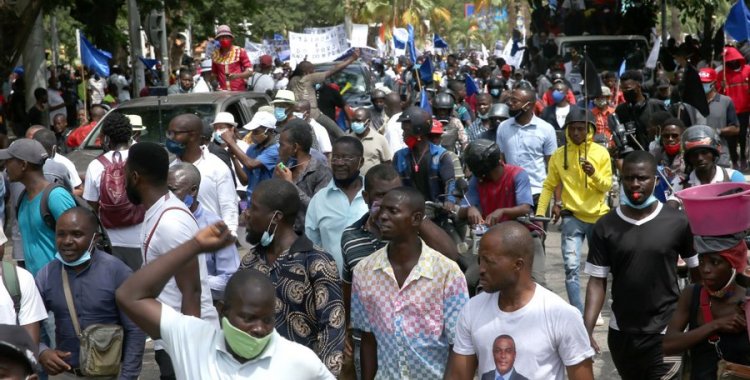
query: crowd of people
2 22 750 380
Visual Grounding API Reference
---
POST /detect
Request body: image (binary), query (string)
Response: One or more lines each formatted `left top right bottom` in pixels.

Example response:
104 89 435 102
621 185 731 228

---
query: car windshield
560 39 648 72
83 104 215 148
317 65 368 97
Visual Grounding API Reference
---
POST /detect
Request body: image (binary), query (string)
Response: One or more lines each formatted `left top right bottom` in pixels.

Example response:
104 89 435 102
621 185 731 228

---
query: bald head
25 125 45 139
294 100 311 113
90 105 107 121
224 269 276 310
169 162 202 189
384 92 402 116
484 221 534 262
383 186 425 215
170 113 203 133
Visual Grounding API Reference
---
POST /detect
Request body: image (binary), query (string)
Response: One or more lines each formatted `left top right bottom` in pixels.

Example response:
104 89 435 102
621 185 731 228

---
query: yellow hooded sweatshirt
535 124 612 224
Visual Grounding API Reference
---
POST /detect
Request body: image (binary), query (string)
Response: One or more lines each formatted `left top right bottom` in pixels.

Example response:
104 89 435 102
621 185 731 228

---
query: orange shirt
592 106 615 148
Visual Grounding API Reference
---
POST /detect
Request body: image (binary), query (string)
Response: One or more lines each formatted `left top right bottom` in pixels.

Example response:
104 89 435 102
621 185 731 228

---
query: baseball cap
259 55 273 67
699 68 717 83
0 138 48 165
243 111 277 131
215 25 233 39
271 90 296 105
0 324 41 375
430 119 444 135
564 108 596 128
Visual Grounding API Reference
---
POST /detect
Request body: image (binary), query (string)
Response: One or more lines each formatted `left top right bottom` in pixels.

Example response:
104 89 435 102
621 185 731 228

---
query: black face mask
623 89 639 104
508 103 528 118
334 170 361 188
728 61 742 71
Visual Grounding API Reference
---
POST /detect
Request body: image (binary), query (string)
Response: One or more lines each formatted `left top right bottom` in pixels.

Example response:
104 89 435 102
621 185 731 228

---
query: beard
125 182 142 205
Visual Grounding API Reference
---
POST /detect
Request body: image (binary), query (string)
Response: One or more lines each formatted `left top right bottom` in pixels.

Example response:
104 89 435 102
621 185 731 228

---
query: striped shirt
340 213 386 284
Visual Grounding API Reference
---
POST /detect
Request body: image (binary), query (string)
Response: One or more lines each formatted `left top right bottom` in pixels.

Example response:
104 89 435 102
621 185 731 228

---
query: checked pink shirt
350 241 468 378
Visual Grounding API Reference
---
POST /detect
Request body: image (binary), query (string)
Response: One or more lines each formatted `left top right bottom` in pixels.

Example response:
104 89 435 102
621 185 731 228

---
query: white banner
289 24 348 65
351 24 369 47
645 36 661 70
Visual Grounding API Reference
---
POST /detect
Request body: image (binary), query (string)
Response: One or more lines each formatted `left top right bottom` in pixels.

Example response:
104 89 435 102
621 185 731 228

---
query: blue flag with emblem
726 0 750 42
433 34 448 49
80 32 112 77
419 89 432 115
407 24 418 62
419 56 434 84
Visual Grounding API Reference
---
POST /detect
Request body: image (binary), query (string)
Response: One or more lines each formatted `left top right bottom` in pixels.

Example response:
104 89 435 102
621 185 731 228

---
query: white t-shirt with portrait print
453 284 594 380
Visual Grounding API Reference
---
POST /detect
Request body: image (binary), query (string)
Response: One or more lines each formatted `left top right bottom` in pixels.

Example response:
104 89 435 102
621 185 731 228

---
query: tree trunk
23 12 46 115
670 3 681 44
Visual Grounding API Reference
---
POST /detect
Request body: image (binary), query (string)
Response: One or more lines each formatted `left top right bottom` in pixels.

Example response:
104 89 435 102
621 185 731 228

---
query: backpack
16 183 113 253
0 261 20 324
96 151 145 229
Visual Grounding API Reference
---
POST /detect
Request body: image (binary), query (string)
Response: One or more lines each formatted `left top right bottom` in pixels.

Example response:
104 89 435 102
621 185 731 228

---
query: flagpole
76 29 88 122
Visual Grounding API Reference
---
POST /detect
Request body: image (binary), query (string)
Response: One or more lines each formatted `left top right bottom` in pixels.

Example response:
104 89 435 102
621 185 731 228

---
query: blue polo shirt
243 142 279 196
496 115 557 196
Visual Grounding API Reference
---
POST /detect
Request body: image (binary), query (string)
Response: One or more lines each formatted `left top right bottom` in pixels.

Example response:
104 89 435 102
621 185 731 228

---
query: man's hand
274 164 293 182
443 201 457 214
466 207 484 226
39 349 72 375
581 160 595 176
227 73 235 81
551 204 562 224
486 209 505 226
351 48 361 60
588 334 600 355
712 308 747 334
194 222 234 252
220 129 237 145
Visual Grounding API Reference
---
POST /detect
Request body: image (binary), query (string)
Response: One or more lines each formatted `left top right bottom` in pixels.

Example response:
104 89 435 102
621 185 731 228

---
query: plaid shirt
351 241 469 378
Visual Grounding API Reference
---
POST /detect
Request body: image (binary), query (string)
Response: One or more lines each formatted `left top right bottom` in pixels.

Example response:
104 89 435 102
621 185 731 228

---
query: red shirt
477 164 524 222
211 46 251 91
67 121 97 148
592 106 615 148
717 66 750 114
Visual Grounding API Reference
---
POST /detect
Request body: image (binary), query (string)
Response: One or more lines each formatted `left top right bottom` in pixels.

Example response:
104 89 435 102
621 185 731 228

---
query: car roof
555 35 648 43
116 91 267 109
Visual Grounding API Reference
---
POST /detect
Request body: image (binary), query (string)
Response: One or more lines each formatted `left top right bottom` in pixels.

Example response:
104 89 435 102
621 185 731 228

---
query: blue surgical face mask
213 128 227 145
620 178 659 209
182 194 194 208
490 89 501 97
292 112 305 120
703 83 713 94
552 90 565 104
314 83 322 90
55 235 96 267
274 107 288 122
165 138 187 156
477 112 489 120
260 211 280 247
351 122 367 134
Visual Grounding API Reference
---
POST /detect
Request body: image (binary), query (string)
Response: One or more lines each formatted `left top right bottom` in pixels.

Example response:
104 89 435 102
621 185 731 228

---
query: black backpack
16 183 112 253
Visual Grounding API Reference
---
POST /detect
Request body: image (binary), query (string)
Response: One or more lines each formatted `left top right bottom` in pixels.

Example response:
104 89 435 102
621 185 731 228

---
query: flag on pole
580 54 604 98
419 89 432 115
407 24 418 62
79 31 112 77
434 34 448 49
393 28 407 49
645 37 661 69
465 73 479 97
726 0 750 42
419 56 434 84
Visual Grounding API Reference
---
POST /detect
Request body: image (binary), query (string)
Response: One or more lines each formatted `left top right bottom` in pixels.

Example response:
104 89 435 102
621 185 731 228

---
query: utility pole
160 1 169 85
50 15 59 68
127 0 145 97
661 0 667 42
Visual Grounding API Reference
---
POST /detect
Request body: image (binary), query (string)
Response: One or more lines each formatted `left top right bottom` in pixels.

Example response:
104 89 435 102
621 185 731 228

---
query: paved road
135 227 622 379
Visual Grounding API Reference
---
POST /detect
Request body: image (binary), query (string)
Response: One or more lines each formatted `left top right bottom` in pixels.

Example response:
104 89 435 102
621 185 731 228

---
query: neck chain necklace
411 147 429 172
706 269 738 299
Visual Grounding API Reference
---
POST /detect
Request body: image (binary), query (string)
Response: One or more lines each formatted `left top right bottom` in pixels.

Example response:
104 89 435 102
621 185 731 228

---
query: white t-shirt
88 77 106 104
82 150 140 248
47 89 67 126
384 112 406 152
141 192 218 350
0 265 47 325
160 306 334 380
52 154 82 188
453 285 594 380
172 149 239 236
247 73 275 94
555 104 570 129
309 119 332 154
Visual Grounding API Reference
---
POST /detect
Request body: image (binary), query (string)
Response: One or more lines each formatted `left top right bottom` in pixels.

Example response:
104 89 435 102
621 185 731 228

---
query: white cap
126 114 146 132
211 112 237 127
271 89 296 104
200 59 212 70
243 112 277 131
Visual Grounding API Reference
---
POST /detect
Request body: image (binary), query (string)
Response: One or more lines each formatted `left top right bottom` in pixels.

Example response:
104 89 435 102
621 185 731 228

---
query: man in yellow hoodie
535 108 612 313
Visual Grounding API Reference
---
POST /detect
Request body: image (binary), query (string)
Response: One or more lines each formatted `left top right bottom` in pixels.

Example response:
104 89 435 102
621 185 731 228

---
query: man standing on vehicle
211 25 252 91
535 109 612 313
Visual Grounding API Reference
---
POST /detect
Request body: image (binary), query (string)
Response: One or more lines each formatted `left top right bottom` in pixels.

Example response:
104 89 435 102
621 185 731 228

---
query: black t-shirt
586 203 696 334
614 98 666 150
317 84 345 122
27 106 44 127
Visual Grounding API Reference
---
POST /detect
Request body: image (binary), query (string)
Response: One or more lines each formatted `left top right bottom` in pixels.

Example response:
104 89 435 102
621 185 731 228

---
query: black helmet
433 92 454 110
563 108 596 131
682 124 720 156
371 89 386 100
398 106 432 135
487 77 505 91
488 103 510 119
463 139 502 179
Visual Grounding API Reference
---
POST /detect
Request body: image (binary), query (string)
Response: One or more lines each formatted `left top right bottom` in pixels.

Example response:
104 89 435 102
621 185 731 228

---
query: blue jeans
560 215 594 313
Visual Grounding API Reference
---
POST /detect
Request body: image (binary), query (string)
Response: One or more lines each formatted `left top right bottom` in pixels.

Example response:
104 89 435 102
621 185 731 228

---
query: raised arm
115 222 234 338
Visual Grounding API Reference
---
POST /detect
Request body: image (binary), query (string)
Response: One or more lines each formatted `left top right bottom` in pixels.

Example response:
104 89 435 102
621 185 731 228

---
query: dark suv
314 61 373 108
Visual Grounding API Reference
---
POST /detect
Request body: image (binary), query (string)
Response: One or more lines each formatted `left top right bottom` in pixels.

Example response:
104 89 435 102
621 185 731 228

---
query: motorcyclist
432 92 468 153
487 77 507 104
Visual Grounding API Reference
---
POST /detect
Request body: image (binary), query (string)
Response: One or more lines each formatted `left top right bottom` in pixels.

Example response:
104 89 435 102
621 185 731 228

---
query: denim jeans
560 215 594 313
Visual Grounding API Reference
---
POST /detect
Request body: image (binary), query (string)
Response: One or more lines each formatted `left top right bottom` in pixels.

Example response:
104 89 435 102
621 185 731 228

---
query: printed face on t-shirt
492 335 517 374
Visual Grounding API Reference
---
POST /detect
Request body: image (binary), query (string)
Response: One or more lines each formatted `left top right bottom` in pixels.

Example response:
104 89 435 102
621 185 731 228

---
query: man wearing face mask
541 81 582 149
291 100 332 159
486 77 507 104
349 108 391 175
432 92 468 152
239 178 345 376
466 94 493 142
168 163 239 303
584 151 697 379
35 208 146 379
591 86 616 151
614 70 668 151
117 226 336 379
496 88 557 213
269 90 296 127
207 112 245 179
305 136 369 275
210 25 252 91
167 114 239 237
368 89 387 133
223 111 279 197
126 142 217 380
717 46 750 170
